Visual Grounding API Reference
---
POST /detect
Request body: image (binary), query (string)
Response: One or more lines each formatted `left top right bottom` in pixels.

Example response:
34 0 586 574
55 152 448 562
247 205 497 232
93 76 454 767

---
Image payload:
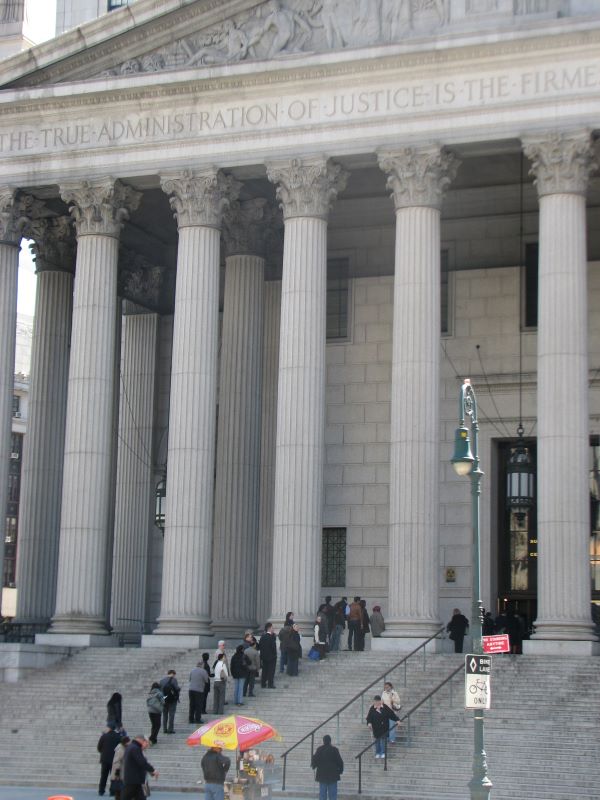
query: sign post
465 654 492 710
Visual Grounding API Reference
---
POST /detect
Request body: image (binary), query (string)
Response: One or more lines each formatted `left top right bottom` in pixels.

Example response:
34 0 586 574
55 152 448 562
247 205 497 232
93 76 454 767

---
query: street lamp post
451 378 492 800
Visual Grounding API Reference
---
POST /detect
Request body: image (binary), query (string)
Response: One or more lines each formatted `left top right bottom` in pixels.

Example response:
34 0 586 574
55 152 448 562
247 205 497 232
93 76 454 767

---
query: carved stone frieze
222 197 281 257
523 131 597 197
119 247 167 311
60 178 142 238
160 168 241 229
378 146 459 210
266 156 348 220
26 216 76 273
97 0 564 78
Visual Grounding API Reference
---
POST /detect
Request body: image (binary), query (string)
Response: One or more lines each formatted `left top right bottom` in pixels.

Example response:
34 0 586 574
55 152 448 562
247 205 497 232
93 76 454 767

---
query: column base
142 633 216 649
35 632 116 647
153 616 211 637
371 635 444 654
49 614 109 636
523 639 600 656
382 619 442 639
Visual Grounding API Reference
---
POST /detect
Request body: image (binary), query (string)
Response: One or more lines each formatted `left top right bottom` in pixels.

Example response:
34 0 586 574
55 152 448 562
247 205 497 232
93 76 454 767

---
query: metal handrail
280 625 445 790
354 662 463 794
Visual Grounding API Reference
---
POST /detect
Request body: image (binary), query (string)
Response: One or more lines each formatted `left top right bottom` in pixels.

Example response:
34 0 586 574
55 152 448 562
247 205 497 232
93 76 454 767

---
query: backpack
163 679 179 704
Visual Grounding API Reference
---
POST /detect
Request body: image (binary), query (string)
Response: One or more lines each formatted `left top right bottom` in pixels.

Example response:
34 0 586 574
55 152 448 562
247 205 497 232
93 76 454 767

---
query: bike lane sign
465 654 492 710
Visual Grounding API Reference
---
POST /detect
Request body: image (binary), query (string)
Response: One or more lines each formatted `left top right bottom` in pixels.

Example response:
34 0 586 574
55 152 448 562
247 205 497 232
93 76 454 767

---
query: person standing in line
122 735 158 800
329 597 347 652
320 596 335 640
200 652 213 717
314 614 328 660
243 637 260 697
259 622 278 688
97 722 121 796
310 734 344 800
146 682 164 746
213 652 229 714
381 681 402 744
110 734 130 800
106 692 123 732
230 644 249 706
188 661 209 724
347 597 362 651
278 612 294 673
159 669 180 734
366 695 398 759
286 623 302 676
355 599 370 651
446 608 469 654
370 605 385 637
214 639 229 670
201 744 231 800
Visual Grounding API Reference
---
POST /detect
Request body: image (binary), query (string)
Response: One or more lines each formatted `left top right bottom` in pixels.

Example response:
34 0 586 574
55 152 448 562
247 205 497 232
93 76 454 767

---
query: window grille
322 528 346 587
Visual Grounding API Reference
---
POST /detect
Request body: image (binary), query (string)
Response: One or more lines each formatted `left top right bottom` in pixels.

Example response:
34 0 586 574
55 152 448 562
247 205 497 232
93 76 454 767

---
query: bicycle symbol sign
464 654 491 709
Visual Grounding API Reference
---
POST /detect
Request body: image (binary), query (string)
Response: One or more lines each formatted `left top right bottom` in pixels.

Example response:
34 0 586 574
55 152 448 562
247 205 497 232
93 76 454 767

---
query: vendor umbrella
187 715 281 750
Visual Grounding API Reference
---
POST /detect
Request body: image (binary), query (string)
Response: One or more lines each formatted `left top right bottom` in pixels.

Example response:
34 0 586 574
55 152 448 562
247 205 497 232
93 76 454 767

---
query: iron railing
280 626 445 790
354 662 463 793
0 622 48 643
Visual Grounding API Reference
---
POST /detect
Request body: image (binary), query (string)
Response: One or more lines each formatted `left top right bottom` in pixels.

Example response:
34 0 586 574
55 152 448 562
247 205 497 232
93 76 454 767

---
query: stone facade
0 0 599 654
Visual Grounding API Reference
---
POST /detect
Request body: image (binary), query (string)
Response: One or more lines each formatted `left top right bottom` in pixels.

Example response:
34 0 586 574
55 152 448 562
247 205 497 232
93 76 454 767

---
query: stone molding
266 156 348 220
523 130 597 197
222 197 280 257
60 178 142 238
160 168 241 229
26 216 76 273
378 145 459 210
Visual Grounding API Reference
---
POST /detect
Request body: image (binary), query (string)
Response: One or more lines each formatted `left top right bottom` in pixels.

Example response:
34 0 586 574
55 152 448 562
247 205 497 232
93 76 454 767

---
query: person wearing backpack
146 682 164 745
159 669 180 734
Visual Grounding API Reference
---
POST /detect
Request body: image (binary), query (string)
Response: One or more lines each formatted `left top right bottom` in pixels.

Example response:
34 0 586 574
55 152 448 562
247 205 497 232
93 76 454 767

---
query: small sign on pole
482 633 510 654
465 654 491 710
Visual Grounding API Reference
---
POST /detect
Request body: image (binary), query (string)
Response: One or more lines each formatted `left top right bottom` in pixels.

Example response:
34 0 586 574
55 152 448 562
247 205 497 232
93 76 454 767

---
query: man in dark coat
446 608 469 653
311 734 344 800
201 744 231 800
97 721 121 796
259 622 278 688
366 695 398 759
122 735 158 800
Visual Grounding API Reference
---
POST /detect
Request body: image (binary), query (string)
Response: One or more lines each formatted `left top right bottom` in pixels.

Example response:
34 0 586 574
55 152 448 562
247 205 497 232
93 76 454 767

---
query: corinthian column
152 169 239 641
378 146 458 642
48 179 141 640
110 304 158 637
14 216 75 625
211 199 277 635
0 189 26 600
266 156 347 631
523 131 598 652
256 280 281 627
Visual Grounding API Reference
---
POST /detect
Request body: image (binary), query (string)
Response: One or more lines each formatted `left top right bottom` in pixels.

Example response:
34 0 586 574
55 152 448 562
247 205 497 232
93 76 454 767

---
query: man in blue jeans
201 744 231 800
311 734 344 800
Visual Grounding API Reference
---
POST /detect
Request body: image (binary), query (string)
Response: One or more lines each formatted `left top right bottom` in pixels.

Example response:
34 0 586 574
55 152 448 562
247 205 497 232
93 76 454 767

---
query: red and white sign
482 634 510 654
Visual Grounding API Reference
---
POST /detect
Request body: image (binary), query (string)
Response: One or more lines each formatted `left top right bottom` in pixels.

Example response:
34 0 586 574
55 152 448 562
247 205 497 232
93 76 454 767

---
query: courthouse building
0 0 599 655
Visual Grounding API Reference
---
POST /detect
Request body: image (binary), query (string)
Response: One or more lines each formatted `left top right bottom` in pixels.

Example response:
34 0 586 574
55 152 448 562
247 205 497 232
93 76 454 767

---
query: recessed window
108 0 129 9
322 528 346 587
327 260 349 341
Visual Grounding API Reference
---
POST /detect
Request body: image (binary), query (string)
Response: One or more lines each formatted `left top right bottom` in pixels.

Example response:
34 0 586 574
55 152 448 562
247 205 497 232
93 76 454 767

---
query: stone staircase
0 646 599 799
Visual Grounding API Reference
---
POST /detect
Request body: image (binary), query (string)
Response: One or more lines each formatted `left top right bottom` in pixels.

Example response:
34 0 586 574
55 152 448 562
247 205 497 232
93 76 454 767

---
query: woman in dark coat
446 609 469 653
286 623 302 676
355 600 370 651
106 692 123 731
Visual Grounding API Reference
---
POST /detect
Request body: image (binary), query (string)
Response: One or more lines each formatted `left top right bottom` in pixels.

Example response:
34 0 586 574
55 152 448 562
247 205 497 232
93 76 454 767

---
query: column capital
222 197 280 258
60 178 141 238
27 216 76 274
0 188 39 245
378 145 459 211
160 168 240 229
119 247 166 310
522 131 597 197
266 156 348 220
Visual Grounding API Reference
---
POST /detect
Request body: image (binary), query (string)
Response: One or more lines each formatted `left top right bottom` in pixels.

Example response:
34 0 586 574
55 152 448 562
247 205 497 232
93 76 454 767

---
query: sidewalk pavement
0 788 316 800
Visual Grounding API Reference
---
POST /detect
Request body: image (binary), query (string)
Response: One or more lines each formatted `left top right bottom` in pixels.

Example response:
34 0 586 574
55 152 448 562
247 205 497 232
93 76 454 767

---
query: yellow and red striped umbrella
187 715 281 750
